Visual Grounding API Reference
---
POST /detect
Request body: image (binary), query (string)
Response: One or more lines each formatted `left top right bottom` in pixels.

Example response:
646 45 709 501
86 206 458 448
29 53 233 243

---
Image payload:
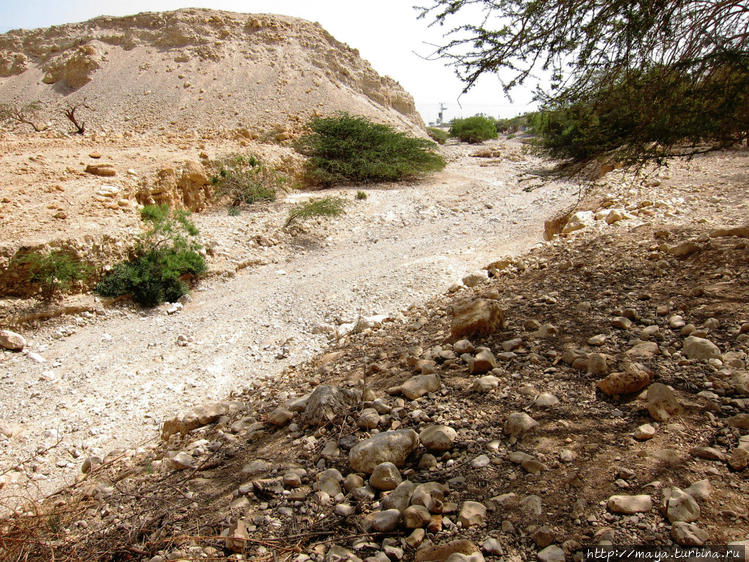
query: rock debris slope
0 8 424 136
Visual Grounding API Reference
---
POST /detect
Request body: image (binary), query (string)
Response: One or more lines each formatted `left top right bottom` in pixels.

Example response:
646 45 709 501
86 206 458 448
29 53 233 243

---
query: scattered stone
562 211 594 234
472 375 500 393
370 462 402 491
683 336 722 361
450 299 504 341
634 424 656 440
454 339 475 354
684 479 712 501
381 480 416 512
317 468 343 497
504 412 538 440
415 540 479 562
85 163 116 177
225 519 249 553
358 408 380 429
669 315 686 329
728 413 749 429
268 407 293 426
626 341 659 359
607 495 653 514
170 451 195 470
0 330 25 351
559 449 576 463
587 353 608 375
668 240 701 258
534 392 560 408
597 368 652 396
728 447 749 471
364 509 401 532
531 526 556 548
666 488 700 523
537 545 566 562
349 429 419 474
612 317 633 330
420 425 457 453
471 455 491 468
672 522 709 546
692 447 725 461
404 505 432 528
401 374 441 400
587 334 607 346
161 402 230 440
462 272 487 287
470 349 497 374
304 385 361 427
647 383 682 422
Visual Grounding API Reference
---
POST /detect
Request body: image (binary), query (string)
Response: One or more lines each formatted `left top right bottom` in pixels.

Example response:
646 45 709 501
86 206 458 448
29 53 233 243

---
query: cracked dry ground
1 149 747 561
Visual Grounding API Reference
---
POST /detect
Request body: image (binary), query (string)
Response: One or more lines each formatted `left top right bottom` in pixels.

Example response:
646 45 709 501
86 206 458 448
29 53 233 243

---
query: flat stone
728 447 749 471
672 522 709 546
597 367 651 396
626 341 659 359
612 316 633 330
607 494 652 514
349 429 419 474
402 374 441 400
692 446 724 461
365 509 401 532
634 424 656 440
683 336 722 361
458 501 487 527
537 545 565 562
587 334 607 346
728 413 749 429
472 375 500 393
534 392 559 408
684 479 712 501
471 454 491 468
415 540 479 562
85 163 116 177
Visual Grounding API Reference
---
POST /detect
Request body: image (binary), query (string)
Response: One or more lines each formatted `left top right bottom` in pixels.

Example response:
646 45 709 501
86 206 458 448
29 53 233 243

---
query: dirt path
0 140 578 507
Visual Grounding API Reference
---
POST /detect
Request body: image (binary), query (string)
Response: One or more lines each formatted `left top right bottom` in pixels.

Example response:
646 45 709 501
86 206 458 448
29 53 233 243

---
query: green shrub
427 127 449 144
355 190 367 200
449 115 498 143
210 154 286 206
17 250 91 302
285 196 347 227
96 205 205 307
494 113 535 134
296 113 445 186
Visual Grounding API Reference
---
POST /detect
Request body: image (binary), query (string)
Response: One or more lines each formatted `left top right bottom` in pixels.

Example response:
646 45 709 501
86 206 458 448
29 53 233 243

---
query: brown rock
647 383 682 422
597 368 652 396
450 299 504 341
85 163 116 177
0 330 26 351
415 540 479 561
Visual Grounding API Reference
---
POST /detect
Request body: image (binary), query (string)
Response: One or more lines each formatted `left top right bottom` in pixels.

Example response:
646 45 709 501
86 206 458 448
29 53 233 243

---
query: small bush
210 154 286 206
285 196 347 227
96 205 205 307
296 113 445 186
356 190 367 200
427 127 449 144
449 115 498 143
17 250 91 302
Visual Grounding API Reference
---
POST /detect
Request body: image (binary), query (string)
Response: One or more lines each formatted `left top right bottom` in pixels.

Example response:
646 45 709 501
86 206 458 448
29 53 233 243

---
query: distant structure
436 103 447 126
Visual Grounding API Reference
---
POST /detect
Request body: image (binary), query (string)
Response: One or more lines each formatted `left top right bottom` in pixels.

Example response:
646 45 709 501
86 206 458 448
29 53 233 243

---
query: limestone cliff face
0 9 425 135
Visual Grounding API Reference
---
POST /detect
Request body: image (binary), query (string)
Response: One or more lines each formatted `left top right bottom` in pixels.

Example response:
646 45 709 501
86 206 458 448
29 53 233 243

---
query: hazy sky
0 1 538 123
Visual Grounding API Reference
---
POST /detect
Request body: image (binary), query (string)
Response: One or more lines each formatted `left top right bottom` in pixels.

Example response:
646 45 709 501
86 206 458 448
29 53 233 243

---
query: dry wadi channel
0 140 578 507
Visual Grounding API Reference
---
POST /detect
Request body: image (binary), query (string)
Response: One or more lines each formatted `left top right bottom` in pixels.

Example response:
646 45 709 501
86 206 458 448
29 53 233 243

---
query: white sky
0 1 539 123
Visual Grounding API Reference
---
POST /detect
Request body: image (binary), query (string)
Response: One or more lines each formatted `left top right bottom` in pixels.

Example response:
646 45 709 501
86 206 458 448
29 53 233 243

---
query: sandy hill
0 8 424 136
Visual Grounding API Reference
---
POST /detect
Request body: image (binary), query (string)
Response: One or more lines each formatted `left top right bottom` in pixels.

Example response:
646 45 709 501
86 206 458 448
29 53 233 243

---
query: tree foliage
16 250 91 302
297 113 445 186
419 0 749 161
0 101 47 132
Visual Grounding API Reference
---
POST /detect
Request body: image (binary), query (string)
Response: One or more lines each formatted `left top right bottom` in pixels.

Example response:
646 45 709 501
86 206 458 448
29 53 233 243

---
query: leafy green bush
494 114 535 134
17 250 91 302
449 116 498 143
355 190 367 200
210 154 286 206
427 127 449 144
96 205 205 307
285 196 347 227
296 113 445 186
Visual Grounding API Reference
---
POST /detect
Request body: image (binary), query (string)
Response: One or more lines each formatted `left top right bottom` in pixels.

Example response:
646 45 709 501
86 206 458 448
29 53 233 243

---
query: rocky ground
0 144 747 561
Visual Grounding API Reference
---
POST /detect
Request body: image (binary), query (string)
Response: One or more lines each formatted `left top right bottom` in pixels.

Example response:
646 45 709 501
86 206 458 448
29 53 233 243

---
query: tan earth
0 8 748 562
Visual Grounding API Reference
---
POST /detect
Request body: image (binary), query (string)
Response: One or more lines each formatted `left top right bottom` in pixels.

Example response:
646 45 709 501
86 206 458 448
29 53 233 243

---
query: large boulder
450 299 504 341
0 330 26 351
349 429 419 474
